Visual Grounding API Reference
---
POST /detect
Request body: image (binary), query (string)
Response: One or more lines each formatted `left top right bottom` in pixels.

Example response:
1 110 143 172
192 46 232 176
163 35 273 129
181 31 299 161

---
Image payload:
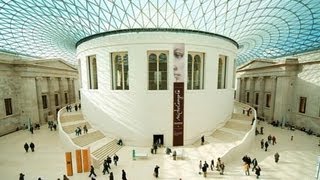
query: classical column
35 77 45 124
240 77 246 103
258 77 265 117
67 78 75 104
48 77 56 120
249 77 255 106
236 78 241 101
58 77 65 107
269 76 277 121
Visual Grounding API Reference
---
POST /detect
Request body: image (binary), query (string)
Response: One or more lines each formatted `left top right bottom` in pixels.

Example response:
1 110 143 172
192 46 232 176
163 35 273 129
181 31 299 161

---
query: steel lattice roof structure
0 0 320 65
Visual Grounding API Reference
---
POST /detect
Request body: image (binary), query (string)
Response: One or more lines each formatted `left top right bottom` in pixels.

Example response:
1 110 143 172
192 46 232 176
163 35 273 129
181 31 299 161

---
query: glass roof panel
0 0 319 66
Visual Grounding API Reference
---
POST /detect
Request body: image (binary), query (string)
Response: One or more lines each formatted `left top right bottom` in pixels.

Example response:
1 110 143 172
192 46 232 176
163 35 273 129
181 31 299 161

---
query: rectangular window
187 52 205 90
54 94 59 106
217 55 227 89
299 97 307 113
246 92 250 103
87 55 98 89
65 93 68 104
255 93 259 105
42 95 48 109
266 93 271 107
147 51 168 90
111 52 129 90
4 98 13 116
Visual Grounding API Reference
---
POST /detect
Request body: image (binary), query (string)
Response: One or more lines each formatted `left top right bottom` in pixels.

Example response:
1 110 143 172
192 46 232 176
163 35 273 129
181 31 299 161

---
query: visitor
154 165 160 178
24 142 29 153
109 172 114 180
274 152 280 163
122 169 127 180
30 142 35 152
19 173 25 180
264 141 269 151
220 162 225 175
201 135 205 145
199 160 202 174
260 139 264 149
210 159 214 171
113 154 119 166
88 165 97 178
63 174 69 180
255 165 261 179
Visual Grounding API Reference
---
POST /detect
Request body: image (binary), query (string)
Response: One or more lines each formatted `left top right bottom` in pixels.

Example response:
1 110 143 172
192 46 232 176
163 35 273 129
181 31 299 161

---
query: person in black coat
88 165 97 177
154 165 160 178
30 142 35 152
24 143 29 152
122 169 127 180
255 165 261 179
109 172 114 180
264 141 269 151
19 173 25 180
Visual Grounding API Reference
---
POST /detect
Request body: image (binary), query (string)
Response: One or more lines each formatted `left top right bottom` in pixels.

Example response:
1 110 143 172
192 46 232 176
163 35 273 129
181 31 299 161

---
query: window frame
299 97 307 114
54 94 59 106
42 95 48 109
217 55 228 89
187 51 205 90
255 93 259 105
265 93 271 108
147 50 168 90
87 55 98 89
111 51 129 90
4 98 13 116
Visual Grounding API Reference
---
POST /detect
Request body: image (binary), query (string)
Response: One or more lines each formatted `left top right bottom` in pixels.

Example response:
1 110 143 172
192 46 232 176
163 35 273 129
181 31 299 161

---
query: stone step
223 121 251 132
92 139 122 165
72 130 105 147
212 129 243 142
62 121 91 134
60 113 84 123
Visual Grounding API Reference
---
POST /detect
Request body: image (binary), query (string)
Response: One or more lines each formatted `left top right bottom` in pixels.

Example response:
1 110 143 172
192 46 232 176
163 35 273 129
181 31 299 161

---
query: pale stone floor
0 121 319 180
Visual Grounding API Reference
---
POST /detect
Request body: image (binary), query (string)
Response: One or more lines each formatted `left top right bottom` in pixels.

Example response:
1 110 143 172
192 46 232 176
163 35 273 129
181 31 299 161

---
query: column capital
47 77 55 81
58 77 65 81
35 77 43 81
270 76 277 80
258 76 265 81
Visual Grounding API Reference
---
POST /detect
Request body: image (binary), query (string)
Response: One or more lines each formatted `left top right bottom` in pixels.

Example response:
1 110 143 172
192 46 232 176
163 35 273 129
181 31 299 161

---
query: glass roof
0 0 319 65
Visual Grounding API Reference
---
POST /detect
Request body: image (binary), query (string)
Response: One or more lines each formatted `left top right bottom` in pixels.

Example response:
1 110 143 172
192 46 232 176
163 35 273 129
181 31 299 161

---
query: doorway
153 134 164 146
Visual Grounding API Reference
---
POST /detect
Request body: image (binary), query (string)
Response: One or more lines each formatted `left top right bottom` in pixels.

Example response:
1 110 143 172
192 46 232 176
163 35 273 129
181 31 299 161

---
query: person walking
19 173 25 180
252 158 258 171
264 141 269 151
210 159 214 171
109 172 114 180
274 152 280 163
201 135 205 145
122 169 127 180
30 142 35 152
88 165 97 178
24 142 29 153
102 160 109 175
113 154 119 166
63 174 69 180
220 162 225 175
272 136 276 145
199 160 202 174
202 162 208 177
260 139 264 149
255 165 261 179
154 165 160 178
244 163 250 176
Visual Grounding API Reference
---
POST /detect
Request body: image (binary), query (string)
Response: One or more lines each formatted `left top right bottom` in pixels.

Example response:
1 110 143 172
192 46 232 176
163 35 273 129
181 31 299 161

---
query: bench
172 149 185 160
133 152 148 160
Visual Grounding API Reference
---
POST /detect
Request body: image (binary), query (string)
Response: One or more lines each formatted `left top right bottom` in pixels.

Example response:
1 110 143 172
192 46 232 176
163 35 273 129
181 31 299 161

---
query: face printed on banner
173 47 185 82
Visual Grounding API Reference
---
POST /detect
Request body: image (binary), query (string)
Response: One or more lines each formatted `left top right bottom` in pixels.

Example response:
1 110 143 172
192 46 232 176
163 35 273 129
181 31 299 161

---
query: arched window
218 55 227 89
111 52 129 90
87 55 98 89
148 51 168 90
187 52 204 90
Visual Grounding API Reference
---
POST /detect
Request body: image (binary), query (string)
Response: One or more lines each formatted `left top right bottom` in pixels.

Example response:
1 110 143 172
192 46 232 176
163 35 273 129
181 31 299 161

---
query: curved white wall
77 31 238 146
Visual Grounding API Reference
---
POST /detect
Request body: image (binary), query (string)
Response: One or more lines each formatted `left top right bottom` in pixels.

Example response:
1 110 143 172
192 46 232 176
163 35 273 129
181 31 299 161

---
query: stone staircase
91 139 122 165
59 109 123 168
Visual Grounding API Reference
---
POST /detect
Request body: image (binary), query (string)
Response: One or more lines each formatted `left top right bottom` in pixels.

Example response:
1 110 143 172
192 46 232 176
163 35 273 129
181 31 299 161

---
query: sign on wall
173 44 185 146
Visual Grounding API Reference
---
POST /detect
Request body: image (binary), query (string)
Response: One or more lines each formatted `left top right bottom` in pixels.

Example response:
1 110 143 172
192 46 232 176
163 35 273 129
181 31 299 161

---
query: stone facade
236 51 320 134
0 52 79 136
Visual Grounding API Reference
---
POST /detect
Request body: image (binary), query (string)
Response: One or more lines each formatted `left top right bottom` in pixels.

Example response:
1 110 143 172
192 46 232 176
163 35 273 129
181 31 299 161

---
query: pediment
33 59 76 70
238 60 275 70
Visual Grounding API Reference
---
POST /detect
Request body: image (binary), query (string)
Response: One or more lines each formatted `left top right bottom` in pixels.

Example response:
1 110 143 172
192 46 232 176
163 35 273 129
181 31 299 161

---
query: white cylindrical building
76 29 238 146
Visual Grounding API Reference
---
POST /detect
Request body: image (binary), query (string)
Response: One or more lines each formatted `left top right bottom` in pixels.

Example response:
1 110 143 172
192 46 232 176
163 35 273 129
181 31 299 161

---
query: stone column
258 76 265 117
269 76 277 121
48 77 56 120
35 77 45 124
240 78 246 103
249 77 255 106
236 78 241 101
67 78 75 104
58 77 65 107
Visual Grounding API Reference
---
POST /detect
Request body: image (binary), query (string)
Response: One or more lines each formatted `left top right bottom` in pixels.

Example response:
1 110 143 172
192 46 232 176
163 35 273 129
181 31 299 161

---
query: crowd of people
65 103 81 112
